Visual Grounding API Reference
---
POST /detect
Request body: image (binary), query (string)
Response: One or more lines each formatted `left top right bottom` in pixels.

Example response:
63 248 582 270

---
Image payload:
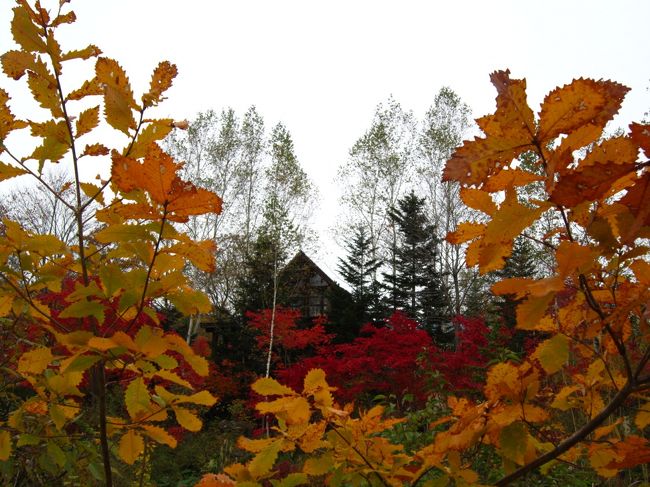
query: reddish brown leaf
629 122 650 158
551 162 635 207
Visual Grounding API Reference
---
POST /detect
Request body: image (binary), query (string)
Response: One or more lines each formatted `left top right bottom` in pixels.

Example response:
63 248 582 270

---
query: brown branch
495 380 634 486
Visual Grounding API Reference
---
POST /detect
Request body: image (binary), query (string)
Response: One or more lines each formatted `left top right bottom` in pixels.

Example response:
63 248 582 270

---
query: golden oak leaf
75 106 100 138
118 429 144 465
618 172 650 239
50 10 76 28
61 44 101 62
66 78 102 101
545 124 603 187
95 57 138 134
257 396 311 425
0 430 11 461
1 49 35 80
173 406 202 431
166 287 212 316
477 241 513 274
81 143 109 157
483 70 536 140
127 119 174 159
635 402 650 429
446 222 485 245
238 436 277 453
248 440 282 478
443 137 524 186
630 259 650 287
166 239 216 273
135 325 167 358
460 188 496 215
1 88 28 143
0 161 28 182
177 390 218 407
483 168 544 193
165 333 210 376
153 370 192 389
142 61 178 108
253 377 297 397
555 241 598 277
483 191 545 245
303 368 334 409
18 347 53 375
125 377 153 420
532 334 569 374
27 69 64 120
484 362 521 402
538 78 629 142
141 424 177 448
11 6 47 53
630 122 650 158
516 292 556 331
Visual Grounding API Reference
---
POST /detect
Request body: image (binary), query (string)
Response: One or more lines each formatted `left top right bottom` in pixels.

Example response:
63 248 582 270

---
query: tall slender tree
337 225 384 323
384 191 449 338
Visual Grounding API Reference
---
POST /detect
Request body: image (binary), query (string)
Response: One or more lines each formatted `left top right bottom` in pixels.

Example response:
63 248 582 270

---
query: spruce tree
384 191 449 338
337 226 384 323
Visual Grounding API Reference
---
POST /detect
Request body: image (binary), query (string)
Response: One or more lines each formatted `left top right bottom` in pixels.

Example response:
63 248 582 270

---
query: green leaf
59 299 104 324
270 473 309 487
47 441 66 467
249 440 282 478
61 354 101 374
533 334 569 374
500 421 527 465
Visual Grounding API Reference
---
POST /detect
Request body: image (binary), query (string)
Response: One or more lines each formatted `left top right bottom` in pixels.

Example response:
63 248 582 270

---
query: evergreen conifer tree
384 191 449 337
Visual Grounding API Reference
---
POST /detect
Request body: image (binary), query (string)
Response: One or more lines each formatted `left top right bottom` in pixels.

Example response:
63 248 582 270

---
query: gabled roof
281 250 335 286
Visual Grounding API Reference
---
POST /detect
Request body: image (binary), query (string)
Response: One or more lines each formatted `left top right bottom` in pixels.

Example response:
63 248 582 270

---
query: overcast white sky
1 0 649 274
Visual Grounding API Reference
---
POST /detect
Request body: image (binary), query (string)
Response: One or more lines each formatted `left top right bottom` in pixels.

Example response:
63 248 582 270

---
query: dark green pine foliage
337 226 385 325
384 191 449 338
494 236 538 351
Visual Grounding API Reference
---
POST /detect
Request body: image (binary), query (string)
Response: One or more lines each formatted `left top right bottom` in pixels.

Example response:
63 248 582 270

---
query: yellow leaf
49 403 66 430
302 453 334 475
59 299 105 323
303 368 334 409
1 49 35 80
11 6 47 53
18 347 53 375
257 396 311 425
460 187 496 215
79 182 105 205
238 436 277 453
249 440 282 478
173 406 202 432
128 119 174 159
556 241 598 277
141 424 177 448
95 57 137 135
118 429 144 465
446 222 485 245
516 292 555 331
75 105 100 138
532 334 569 374
142 61 178 108
153 370 192 389
135 326 168 358
0 293 15 316
253 377 297 397
177 390 217 407
0 161 28 182
165 333 210 376
125 377 153 420
0 430 11 461
636 403 650 429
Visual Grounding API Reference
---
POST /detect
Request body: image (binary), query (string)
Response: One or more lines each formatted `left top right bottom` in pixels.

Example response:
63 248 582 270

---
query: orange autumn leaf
112 143 222 222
